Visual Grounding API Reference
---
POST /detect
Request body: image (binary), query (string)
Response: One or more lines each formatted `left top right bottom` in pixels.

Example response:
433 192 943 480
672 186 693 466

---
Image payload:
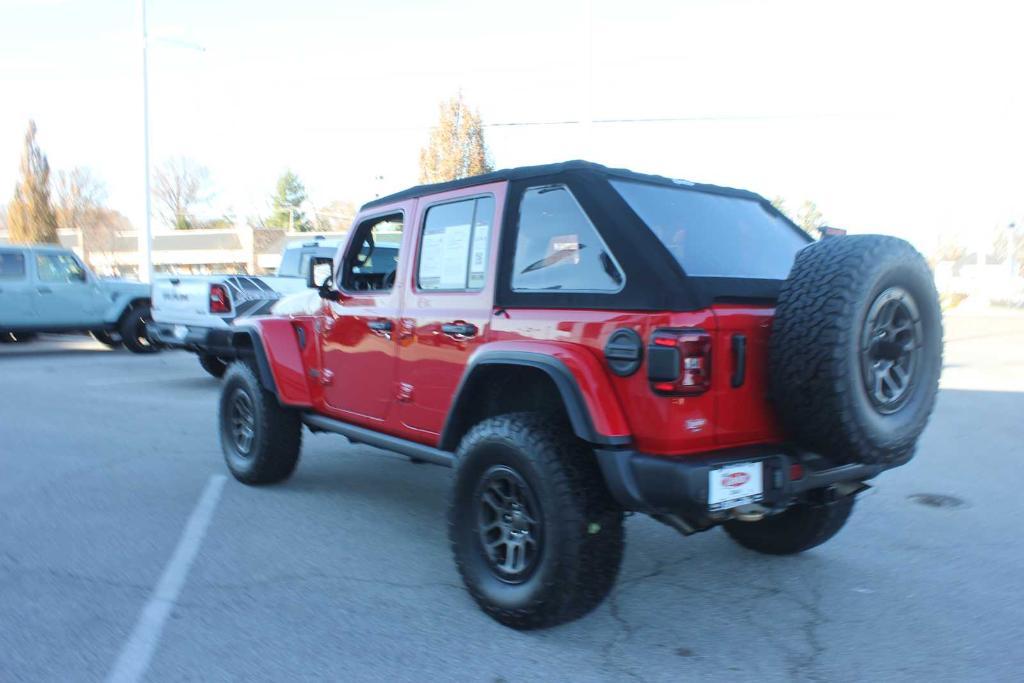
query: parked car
213 160 942 629
149 238 342 377
0 244 157 352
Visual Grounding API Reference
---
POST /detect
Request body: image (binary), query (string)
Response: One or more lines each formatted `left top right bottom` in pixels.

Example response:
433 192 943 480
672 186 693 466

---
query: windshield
611 179 808 280
276 248 313 278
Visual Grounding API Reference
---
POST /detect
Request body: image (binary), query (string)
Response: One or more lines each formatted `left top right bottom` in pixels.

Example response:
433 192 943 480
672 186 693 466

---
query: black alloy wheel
476 465 543 582
228 388 256 456
860 286 922 414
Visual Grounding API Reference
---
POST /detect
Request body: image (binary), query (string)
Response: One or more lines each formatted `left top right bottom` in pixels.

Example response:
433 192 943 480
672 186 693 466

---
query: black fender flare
438 350 631 452
228 328 278 396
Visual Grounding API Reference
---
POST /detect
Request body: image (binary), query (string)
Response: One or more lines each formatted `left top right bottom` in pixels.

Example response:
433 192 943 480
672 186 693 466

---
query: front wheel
219 362 301 485
199 354 228 378
722 495 855 555
119 304 159 354
449 413 624 630
91 330 123 348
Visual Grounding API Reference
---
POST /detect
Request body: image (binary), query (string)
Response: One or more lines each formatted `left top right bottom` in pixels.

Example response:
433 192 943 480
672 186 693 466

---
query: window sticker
439 223 471 289
419 232 444 288
468 223 489 288
549 234 580 264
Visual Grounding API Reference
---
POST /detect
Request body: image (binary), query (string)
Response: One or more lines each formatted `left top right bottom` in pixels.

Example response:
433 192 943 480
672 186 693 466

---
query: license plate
708 462 764 511
173 325 189 339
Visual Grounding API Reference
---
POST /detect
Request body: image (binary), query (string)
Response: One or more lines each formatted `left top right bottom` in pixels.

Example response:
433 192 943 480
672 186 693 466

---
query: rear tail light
647 329 711 395
209 284 231 314
789 463 804 480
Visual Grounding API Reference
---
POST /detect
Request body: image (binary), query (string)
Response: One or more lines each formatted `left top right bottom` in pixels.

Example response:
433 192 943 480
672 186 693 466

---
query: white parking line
106 474 227 683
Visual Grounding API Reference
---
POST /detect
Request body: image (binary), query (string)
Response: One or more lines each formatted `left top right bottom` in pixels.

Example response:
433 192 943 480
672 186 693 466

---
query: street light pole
138 0 154 283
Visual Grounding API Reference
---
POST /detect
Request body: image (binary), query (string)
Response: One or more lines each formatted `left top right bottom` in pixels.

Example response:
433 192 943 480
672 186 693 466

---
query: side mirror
307 256 341 301
307 257 334 289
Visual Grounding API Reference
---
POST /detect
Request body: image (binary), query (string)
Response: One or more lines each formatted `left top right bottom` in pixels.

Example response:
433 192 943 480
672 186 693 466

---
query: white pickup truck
150 238 341 376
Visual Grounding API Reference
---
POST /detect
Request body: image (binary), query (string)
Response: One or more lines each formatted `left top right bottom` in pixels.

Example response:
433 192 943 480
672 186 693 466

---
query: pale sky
1 0 1021 254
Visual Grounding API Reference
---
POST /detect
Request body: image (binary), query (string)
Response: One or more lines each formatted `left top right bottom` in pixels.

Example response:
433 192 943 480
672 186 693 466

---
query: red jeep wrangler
218 161 942 629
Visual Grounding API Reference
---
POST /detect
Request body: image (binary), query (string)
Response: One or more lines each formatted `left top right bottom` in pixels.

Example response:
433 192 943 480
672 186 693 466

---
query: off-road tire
770 235 942 465
199 354 228 378
119 304 159 354
723 495 855 555
449 412 625 630
91 330 123 348
219 362 301 485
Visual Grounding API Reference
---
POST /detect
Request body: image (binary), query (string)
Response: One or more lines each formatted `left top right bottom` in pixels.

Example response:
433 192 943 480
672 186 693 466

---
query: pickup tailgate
152 277 223 328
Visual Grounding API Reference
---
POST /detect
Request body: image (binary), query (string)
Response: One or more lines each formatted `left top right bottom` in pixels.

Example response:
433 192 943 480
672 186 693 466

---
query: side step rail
302 413 455 468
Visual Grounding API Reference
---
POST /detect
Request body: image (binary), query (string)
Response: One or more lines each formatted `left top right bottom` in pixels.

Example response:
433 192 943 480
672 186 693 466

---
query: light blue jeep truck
0 244 158 353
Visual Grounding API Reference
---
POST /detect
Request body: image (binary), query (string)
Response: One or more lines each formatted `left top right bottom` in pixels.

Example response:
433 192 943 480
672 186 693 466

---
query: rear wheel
199 354 228 378
119 304 159 354
723 495 855 555
91 330 123 348
219 362 301 485
449 413 624 630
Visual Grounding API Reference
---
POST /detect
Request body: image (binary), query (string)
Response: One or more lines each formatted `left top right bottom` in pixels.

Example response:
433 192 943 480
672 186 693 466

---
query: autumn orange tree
7 120 59 244
418 93 493 184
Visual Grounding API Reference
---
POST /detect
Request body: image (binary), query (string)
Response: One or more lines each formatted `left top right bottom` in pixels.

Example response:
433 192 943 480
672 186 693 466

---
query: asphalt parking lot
1 310 1022 682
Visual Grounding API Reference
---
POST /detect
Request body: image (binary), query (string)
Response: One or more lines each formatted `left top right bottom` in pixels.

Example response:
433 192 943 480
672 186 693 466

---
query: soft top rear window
611 179 808 280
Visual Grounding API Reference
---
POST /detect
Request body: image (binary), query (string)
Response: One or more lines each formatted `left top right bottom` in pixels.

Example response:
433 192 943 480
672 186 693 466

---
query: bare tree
53 167 125 270
418 92 493 184
312 199 358 233
55 167 106 230
153 157 212 229
796 200 825 236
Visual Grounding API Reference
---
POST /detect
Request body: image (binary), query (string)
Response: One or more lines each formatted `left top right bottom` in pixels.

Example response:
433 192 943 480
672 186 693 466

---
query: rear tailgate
152 277 223 327
711 304 785 447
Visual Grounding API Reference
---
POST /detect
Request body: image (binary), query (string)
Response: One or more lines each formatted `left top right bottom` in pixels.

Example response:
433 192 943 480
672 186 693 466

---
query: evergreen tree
418 93 493 184
7 120 59 244
266 170 311 231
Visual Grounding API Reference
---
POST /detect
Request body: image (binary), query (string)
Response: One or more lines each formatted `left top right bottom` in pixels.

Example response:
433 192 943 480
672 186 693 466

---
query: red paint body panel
710 305 785 448
396 182 507 441
467 338 631 440
248 318 314 408
489 309 721 455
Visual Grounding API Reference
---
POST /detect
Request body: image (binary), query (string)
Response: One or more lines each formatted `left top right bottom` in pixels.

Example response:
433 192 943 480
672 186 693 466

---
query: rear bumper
149 322 236 357
596 445 899 518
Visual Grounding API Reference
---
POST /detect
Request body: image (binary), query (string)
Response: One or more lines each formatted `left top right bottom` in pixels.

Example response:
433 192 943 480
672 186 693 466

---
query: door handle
441 322 478 338
367 319 393 332
37 286 52 294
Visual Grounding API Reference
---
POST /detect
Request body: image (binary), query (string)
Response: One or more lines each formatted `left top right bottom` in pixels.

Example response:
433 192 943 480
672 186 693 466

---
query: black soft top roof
362 159 771 210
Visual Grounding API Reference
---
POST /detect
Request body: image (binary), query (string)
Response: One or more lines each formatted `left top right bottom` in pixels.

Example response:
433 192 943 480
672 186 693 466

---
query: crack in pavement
0 562 151 592
597 556 671 683
786 580 827 682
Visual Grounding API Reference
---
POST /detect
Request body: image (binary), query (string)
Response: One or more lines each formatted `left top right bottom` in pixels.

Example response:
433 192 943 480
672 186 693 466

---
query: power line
483 112 854 128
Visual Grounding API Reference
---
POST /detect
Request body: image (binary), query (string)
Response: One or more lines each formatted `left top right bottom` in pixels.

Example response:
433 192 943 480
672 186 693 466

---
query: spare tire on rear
769 235 942 465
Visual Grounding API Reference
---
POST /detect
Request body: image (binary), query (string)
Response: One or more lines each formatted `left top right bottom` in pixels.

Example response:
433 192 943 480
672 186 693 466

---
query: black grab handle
731 334 747 388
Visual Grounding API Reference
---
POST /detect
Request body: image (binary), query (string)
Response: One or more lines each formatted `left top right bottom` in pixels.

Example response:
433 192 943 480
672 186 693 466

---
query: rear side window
512 185 624 292
418 196 494 291
0 251 26 280
611 179 808 280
